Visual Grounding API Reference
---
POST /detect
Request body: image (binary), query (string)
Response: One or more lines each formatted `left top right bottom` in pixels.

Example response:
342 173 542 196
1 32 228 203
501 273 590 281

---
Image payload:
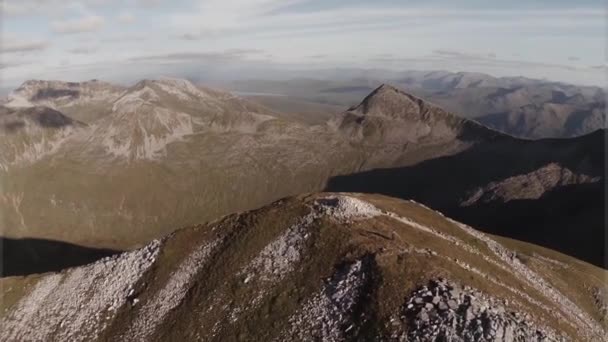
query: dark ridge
24 106 76 128
0 106 80 131
551 90 568 103
32 88 80 101
3 121 26 132
325 130 606 268
1 237 120 277
486 86 523 101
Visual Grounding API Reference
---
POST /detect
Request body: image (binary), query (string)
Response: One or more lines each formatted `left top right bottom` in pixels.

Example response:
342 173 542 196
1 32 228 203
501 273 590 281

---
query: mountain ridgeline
0 78 604 271
225 70 606 139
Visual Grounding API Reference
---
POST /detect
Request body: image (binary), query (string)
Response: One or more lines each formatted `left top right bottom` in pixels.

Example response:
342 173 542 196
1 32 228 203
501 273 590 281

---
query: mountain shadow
326 131 606 268
1 237 120 277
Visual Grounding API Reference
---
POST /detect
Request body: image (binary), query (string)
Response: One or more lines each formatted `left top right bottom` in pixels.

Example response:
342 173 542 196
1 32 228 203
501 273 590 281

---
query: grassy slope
1 193 605 341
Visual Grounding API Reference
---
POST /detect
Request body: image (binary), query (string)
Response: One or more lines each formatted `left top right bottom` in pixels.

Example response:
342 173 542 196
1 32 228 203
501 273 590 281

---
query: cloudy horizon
1 0 605 88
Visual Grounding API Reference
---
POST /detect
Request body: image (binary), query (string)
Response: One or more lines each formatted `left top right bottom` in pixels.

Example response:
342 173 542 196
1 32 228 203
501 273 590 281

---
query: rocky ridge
1 79 124 123
0 194 605 341
400 279 562 341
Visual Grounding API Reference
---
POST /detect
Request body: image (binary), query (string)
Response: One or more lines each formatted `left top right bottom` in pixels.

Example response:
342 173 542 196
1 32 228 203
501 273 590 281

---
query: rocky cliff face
1 194 605 341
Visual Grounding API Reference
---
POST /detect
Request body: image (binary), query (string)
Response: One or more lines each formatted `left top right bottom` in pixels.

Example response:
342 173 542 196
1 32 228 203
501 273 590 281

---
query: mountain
328 84 509 169
477 101 605 138
1 79 125 123
224 71 606 138
83 78 279 160
330 84 502 144
369 73 606 139
0 80 603 269
0 106 86 170
1 194 605 341
0 79 361 248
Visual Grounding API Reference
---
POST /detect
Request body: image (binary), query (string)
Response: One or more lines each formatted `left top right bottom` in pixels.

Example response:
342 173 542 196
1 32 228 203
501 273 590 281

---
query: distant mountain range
1 194 605 341
221 70 605 139
0 78 603 270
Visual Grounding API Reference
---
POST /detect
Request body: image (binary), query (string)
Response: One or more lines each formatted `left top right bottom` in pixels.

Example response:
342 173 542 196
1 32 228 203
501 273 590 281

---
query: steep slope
1 79 124 123
327 129 605 266
0 79 363 247
330 84 502 143
0 106 86 170
478 101 605 138
83 78 277 160
394 74 606 138
328 84 508 168
1 194 605 341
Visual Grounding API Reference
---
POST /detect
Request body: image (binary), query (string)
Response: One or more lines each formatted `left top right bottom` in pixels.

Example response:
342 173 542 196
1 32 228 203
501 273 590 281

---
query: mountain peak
123 78 218 105
352 83 443 121
331 84 504 146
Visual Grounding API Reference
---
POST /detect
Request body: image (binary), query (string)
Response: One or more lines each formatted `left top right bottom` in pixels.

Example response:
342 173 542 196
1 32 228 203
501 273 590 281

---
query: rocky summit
1 194 605 341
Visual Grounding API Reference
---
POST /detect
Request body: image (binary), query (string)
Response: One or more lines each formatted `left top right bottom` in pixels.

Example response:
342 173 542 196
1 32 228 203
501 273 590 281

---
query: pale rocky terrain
0 194 605 341
0 106 86 170
1 79 124 123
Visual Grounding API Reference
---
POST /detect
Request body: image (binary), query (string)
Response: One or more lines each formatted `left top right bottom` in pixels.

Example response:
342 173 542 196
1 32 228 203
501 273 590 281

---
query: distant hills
0 78 604 270
223 70 605 139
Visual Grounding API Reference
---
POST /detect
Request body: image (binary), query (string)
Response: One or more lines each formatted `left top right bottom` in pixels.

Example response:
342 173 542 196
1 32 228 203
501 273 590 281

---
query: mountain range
0 78 604 268
0 76 605 341
222 70 605 139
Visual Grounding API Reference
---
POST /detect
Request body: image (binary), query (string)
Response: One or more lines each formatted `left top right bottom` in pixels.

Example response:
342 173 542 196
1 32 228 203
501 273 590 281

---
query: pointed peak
366 83 425 102
375 83 400 92
127 78 210 100
347 83 436 120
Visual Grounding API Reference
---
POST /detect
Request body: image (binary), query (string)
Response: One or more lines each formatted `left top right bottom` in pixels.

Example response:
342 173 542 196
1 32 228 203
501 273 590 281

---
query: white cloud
169 5 603 43
51 15 105 34
117 12 136 24
68 47 98 54
1 36 49 54
1 1 605 86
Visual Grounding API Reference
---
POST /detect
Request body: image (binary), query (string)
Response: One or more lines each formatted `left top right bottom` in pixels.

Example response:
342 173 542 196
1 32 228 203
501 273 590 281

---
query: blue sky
1 0 605 87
